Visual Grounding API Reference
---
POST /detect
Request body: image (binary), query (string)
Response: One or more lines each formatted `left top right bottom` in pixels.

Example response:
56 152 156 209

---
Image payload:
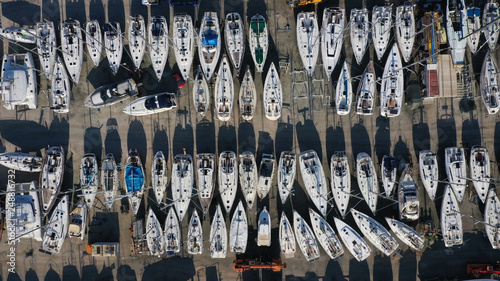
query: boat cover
126 166 144 192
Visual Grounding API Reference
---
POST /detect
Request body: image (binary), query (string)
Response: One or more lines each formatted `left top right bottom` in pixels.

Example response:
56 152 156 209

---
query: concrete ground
1 0 500 280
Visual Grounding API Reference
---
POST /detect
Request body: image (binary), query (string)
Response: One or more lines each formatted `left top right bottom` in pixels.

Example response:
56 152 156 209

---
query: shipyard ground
1 0 500 280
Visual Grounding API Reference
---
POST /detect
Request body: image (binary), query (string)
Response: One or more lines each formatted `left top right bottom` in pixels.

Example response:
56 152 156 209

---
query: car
173 73 185 88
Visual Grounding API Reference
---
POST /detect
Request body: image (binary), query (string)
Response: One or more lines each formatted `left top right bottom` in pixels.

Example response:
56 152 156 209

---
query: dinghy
80 153 98 209
146 208 164 256
278 151 296 205
193 67 210 118
128 15 146 69
50 56 71 113
40 195 69 254
381 155 398 197
293 211 320 262
215 55 234 121
164 208 181 254
385 217 424 251
6 182 42 241
481 51 500 114
198 12 221 81
84 79 138 108
299 150 328 216
230 201 248 253
0 152 42 172
445 147 467 203
297 12 319 77
249 14 268 72
239 151 257 209
419 150 439 200
1 53 37 110
446 0 468 65
350 8 369 64
356 61 376 115
356 153 379 214
40 146 65 216
124 148 144 215
335 62 352 115
470 146 491 203
187 211 203 255
104 22 123 74
258 154 275 200
173 14 194 80
171 154 193 222
240 67 257 121
148 16 169 81
152 151 168 204
122 92 177 116
61 20 83 83
380 44 404 118
101 153 118 210
85 20 102 67
68 200 88 240
309 208 344 260
321 8 344 79
484 189 500 249
263 62 282 121
196 153 216 214
398 165 419 221
210 204 227 258
258 207 271 246
466 7 481 54
372 6 392 60
225 13 245 72
351 209 399 256
483 0 500 51
395 3 415 62
36 21 56 79
330 152 350 218
334 217 371 262
441 185 463 247
279 212 296 258
219 151 238 214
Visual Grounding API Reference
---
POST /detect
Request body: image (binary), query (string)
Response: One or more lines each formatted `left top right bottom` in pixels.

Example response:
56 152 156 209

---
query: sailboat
239 151 257 209
40 146 65 216
484 189 500 249
321 8 344 79
1 53 37 110
279 212 296 258
385 217 424 251
466 6 481 53
441 185 463 247
225 13 245 72
372 6 392 60
61 19 83 83
263 62 282 121
419 150 439 200
193 67 210 118
0 152 42 172
40 195 69 254
104 22 123 74
196 153 215 215
481 51 500 114
219 151 238 214
6 182 42 241
334 217 371 262
146 208 164 256
80 153 99 209
249 14 268 73
198 12 221 81
278 151 296 205
0 26 36 43
470 146 491 203
128 15 146 69
173 14 194 80
445 147 467 203
446 0 468 65
330 152 350 218
148 16 169 81
309 208 344 260
335 62 352 115
50 56 71 113
398 165 419 221
101 153 118 210
258 154 275 200
395 3 415 63
36 21 56 79
297 12 319 77
483 0 500 51
299 150 328 216
210 204 227 258
240 67 257 121
152 151 168 204
258 207 271 246
230 201 248 253
380 44 404 118
124 148 145 215
356 152 379 214
356 61 376 115
350 8 369 65
164 207 180 254
187 211 203 255
171 154 193 222
215 55 234 121
85 20 102 67
381 155 398 197
293 211 320 262
351 209 399 256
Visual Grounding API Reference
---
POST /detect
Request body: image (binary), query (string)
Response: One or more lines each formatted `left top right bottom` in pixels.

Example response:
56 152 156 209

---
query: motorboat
483 0 500 51
146 208 164 256
225 13 245 72
50 56 71 113
0 53 38 110
40 195 69 254
85 20 102 67
395 3 415 63
173 14 194 80
470 146 491 203
239 67 257 121
335 62 352 115
187 211 203 255
193 67 210 118
218 151 238 214
128 15 146 69
249 14 268 72
385 217 424 251
263 62 282 121
351 209 399 256
61 20 83 83
215 55 234 121
356 61 376 115
103 22 123 74
124 148 145 215
257 207 271 247
164 207 180 254
123 92 177 116
148 16 169 81
278 151 296 205
230 201 248 254
258 154 275 200
372 6 392 60
330 152 350 218
0 152 42 172
198 12 221 81
441 185 463 247
381 155 398 196
484 189 500 249
152 151 168 204
334 217 371 262
279 212 296 258
380 44 404 118
466 7 481 53
297 12 319 77
446 0 468 65
84 78 138 108
309 208 344 260
398 165 419 221
36 21 56 79
101 153 118 210
6 182 42 241
356 152 379 214
0 26 36 43
40 146 65 216
80 153 98 209
445 147 467 203
299 150 328 216
481 51 500 114
196 153 216 214
350 8 369 64
239 151 257 209
210 204 227 258
419 150 439 200
68 199 87 239
293 211 320 262
321 8 344 79
171 154 193 222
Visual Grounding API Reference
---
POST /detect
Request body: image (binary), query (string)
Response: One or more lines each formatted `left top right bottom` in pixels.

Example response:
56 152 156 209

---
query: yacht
219 151 238 214
445 147 467 203
293 211 320 262
171 154 193 222
0 26 36 43
372 6 392 60
80 153 98 209
215 56 234 121
187 211 203 255
173 14 194 80
40 195 69 254
385 217 424 251
210 204 227 258
239 151 257 209
36 21 56 79
466 6 481 53
395 3 415 63
335 62 352 115
278 151 296 205
61 20 83 83
50 56 70 113
356 61 376 115
481 51 500 114
484 189 500 249
279 212 296 258
193 67 210 118
103 22 123 74
249 14 268 72
321 8 344 79
0 53 38 110
146 208 164 256
164 207 180 254
297 12 319 77
334 217 371 262
398 165 419 221
84 78 138 108
263 62 282 121
356 152 379 214
225 13 245 72
198 12 221 80
123 92 177 116
441 185 463 247
6 182 42 241
230 201 248 254
299 150 328 216
101 153 118 210
0 152 42 172
258 154 275 200
40 146 65 216
330 152 350 218
85 20 102 67
470 146 491 203
483 0 500 51
350 8 369 64
446 0 468 65
239 67 257 121
196 153 216 214
68 199 87 240
381 155 398 197
351 209 399 256
152 151 168 204
258 207 271 246
128 15 146 69
309 208 344 260
124 148 145 215
148 16 169 81
380 44 404 118
419 150 439 200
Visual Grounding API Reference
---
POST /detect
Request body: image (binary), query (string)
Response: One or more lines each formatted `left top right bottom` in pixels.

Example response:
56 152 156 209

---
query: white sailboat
350 8 369 65
6 182 42 241
219 151 238 214
36 21 56 79
187 211 203 255
225 13 245 72
483 0 500 51
104 22 123 74
1 53 38 110
210 204 227 258
40 146 65 216
124 148 145 215
419 150 439 200
173 14 194 80
40 195 69 254
80 153 98 209
481 51 500 114
61 20 83 83
152 151 168 204
239 151 257 209
240 67 257 121
321 8 344 79
372 6 392 60
146 208 164 256
279 212 296 258
441 185 463 247
385 217 424 251
257 207 271 247
334 217 371 262
64 202 87 242
197 153 215 215
85 20 102 67
299 150 328 216
164 207 181 254
484 189 500 249
293 211 320 262
330 152 350 218
398 165 419 221
215 55 234 121
101 153 118 210
466 7 481 54
171 154 193 222
380 44 404 118
193 67 210 118
258 154 275 200
249 14 268 73
445 147 467 203
230 201 248 253
395 3 415 63
309 208 344 260
351 209 399 256
297 12 319 77
0 26 36 43
263 62 282 121
128 15 146 69
356 152 379 214
148 16 169 81
335 62 352 115
356 61 376 115
446 0 468 65
0 152 42 172
50 56 71 113
381 155 398 196
198 12 221 81
278 151 296 205
470 146 491 203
